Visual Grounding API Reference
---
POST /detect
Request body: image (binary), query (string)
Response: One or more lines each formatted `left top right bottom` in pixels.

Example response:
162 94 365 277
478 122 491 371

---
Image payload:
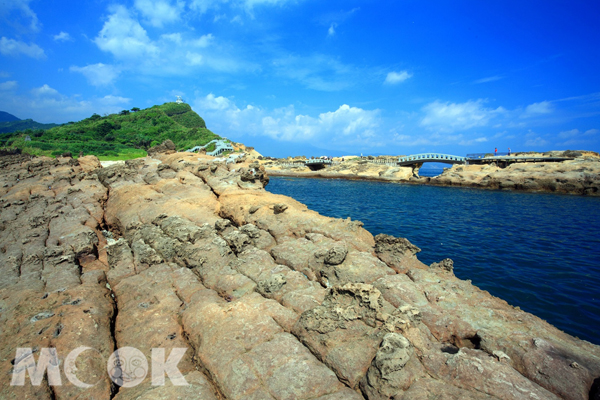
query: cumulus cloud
134 0 184 27
95 5 158 59
0 37 45 59
421 99 504 132
53 32 72 42
93 6 247 74
524 101 553 115
70 63 120 86
31 84 60 98
193 93 381 145
0 81 18 91
384 71 412 85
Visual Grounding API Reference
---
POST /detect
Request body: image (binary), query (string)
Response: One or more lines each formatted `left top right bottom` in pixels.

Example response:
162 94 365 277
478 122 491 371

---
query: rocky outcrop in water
429 153 600 195
262 157 416 182
262 152 600 196
1 151 599 399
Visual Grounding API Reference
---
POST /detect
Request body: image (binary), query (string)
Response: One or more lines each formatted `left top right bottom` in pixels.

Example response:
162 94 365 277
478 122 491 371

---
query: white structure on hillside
175 95 184 104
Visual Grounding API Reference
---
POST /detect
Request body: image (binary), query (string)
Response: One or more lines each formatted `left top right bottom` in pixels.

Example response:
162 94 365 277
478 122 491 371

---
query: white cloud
473 75 502 84
459 136 489 146
161 33 183 44
190 0 296 16
272 54 358 91
421 99 505 132
0 84 131 123
193 93 381 145
525 137 549 147
185 52 204 66
95 5 159 59
558 129 579 139
0 0 40 32
0 37 45 59
558 128 599 139
189 0 224 14
0 80 18 91
134 0 184 27
93 6 248 74
191 34 214 47
31 84 60 97
524 101 553 115
585 129 599 136
53 32 72 42
328 24 336 36
384 71 412 85
70 63 120 86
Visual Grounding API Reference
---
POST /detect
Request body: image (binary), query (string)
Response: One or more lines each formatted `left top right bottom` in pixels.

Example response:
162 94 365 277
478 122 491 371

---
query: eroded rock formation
0 151 599 399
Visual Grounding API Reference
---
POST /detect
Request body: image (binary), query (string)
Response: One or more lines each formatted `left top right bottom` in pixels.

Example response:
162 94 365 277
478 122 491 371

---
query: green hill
0 103 223 160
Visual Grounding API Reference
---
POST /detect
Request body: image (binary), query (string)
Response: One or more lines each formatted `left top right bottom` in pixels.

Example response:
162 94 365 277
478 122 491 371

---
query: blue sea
266 176 600 345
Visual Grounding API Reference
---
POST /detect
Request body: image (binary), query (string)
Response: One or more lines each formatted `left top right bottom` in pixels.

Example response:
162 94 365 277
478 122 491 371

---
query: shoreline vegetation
1 147 599 398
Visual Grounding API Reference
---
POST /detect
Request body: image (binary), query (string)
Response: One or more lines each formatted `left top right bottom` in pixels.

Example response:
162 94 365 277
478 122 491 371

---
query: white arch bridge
398 153 466 166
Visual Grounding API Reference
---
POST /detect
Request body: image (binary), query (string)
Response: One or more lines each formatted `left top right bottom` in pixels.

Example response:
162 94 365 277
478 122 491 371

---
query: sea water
266 176 600 345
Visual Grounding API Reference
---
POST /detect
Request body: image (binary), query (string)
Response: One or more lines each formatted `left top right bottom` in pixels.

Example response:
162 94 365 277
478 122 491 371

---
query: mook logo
11 347 188 388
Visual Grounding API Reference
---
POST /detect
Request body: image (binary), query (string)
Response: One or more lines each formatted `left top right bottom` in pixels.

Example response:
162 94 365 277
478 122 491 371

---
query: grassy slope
0 103 222 159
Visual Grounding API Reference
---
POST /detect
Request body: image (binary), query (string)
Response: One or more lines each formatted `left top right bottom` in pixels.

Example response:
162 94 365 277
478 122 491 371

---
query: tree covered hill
0 119 60 134
0 102 222 160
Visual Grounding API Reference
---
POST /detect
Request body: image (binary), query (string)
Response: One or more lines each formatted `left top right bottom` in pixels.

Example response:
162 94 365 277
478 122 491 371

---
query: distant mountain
0 111 20 122
0 118 60 134
2 103 224 160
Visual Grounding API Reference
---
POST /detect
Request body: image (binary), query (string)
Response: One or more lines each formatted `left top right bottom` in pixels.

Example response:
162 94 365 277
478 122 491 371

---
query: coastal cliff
261 151 600 195
1 151 599 399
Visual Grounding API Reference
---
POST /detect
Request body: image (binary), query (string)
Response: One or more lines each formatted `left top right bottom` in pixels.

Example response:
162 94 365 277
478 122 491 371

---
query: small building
24 135 31 142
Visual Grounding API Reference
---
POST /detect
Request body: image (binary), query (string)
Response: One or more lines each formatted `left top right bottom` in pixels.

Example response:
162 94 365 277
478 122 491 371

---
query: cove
267 176 600 345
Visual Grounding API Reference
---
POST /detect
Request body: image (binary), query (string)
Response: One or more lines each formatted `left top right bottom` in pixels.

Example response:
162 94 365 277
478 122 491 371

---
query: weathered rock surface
1 151 599 399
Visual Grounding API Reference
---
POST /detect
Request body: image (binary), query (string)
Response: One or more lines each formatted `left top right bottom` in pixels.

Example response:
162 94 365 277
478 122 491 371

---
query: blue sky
1 0 599 157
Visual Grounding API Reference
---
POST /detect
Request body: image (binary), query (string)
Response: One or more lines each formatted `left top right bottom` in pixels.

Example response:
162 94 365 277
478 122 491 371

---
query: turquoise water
267 176 600 345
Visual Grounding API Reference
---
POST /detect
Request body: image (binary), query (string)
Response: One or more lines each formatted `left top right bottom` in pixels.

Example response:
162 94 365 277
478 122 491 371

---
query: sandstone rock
430 257 454 272
146 139 176 155
1 151 599 400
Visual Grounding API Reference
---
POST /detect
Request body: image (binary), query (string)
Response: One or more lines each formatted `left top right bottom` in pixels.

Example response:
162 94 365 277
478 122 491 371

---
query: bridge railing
398 153 465 163
306 159 332 164
466 152 513 159
369 159 398 166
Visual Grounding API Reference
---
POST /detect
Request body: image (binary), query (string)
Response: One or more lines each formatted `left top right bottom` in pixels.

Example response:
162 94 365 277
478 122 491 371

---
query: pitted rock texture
0 151 599 399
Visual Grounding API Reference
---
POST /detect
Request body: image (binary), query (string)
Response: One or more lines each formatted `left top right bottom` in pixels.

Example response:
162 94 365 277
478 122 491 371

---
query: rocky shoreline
261 151 600 196
1 150 599 399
